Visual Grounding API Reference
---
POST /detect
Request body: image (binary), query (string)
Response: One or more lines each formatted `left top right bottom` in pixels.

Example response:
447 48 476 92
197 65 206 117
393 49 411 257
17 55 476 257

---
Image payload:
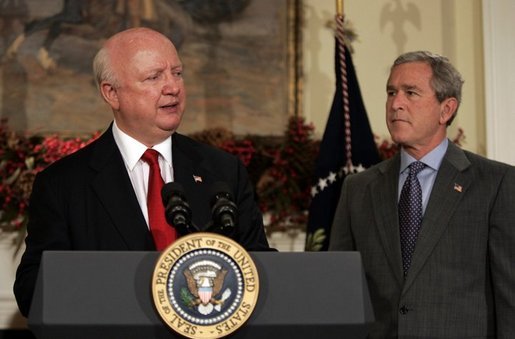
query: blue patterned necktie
399 161 426 277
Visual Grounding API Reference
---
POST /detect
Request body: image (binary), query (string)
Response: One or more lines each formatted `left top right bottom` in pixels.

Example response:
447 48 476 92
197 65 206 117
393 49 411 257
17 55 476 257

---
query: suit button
399 305 409 314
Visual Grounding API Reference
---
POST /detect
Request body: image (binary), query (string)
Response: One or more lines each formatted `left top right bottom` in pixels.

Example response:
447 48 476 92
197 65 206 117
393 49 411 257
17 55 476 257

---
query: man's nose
390 92 406 111
162 75 180 95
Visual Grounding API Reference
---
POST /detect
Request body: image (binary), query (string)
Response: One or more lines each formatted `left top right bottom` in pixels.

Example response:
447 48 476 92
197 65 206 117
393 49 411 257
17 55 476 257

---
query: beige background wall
483 0 515 165
2 0 515 330
302 0 485 155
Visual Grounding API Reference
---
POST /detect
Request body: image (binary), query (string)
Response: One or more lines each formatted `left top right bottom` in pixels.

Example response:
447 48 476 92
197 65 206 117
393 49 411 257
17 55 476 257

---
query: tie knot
141 149 160 167
409 161 425 177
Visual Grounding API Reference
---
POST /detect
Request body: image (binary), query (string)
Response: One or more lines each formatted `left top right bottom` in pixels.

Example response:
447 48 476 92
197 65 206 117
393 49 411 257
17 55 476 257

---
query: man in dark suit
14 27 271 317
329 51 515 338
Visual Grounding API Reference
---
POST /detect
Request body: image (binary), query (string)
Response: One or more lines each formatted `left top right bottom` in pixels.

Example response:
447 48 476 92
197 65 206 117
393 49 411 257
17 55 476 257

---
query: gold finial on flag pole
336 0 344 16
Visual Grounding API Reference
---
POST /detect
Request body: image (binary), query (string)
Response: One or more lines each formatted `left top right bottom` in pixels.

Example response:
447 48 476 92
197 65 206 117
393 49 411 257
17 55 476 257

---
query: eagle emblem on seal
182 260 232 315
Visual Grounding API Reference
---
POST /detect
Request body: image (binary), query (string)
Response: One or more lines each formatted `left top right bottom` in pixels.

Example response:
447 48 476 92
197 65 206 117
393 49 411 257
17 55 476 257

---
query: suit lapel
370 154 405 285
89 128 153 250
173 135 201 219
172 133 216 229
403 142 472 291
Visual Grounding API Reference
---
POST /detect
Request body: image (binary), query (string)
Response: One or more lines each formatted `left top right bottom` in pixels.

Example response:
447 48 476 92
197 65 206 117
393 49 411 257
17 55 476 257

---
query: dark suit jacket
14 125 271 317
329 141 515 338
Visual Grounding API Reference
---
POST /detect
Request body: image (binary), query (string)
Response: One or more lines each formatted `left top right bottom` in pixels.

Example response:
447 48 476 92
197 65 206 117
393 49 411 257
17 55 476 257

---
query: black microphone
161 182 199 236
209 182 238 237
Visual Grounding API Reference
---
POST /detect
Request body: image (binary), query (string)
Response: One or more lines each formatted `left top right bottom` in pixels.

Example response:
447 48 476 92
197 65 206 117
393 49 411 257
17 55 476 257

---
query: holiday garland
0 117 464 241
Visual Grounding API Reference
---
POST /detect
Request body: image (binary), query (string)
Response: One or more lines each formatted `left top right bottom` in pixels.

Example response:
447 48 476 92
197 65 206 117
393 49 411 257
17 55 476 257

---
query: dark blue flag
304 38 381 251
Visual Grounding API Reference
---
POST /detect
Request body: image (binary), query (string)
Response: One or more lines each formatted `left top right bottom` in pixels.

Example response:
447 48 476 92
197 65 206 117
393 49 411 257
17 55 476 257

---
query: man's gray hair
92 47 119 90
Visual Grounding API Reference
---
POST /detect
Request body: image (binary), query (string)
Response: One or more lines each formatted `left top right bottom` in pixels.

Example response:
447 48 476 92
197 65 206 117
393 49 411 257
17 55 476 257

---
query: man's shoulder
173 132 237 162
443 145 515 191
457 147 514 175
346 158 395 183
464 149 511 166
37 130 112 177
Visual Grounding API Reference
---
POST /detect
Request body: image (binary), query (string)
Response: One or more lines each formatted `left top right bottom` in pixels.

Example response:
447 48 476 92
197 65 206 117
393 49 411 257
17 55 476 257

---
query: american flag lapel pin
193 175 203 183
453 183 462 193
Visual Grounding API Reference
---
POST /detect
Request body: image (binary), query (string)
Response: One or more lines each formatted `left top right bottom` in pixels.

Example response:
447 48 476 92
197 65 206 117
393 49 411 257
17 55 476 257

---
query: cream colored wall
303 0 485 154
483 0 515 165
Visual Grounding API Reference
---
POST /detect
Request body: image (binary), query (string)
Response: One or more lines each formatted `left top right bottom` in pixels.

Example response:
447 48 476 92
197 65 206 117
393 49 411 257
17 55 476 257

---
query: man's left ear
440 97 458 125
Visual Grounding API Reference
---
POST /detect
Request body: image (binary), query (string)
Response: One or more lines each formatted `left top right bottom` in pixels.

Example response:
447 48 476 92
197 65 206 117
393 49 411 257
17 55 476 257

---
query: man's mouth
391 118 409 123
160 102 179 110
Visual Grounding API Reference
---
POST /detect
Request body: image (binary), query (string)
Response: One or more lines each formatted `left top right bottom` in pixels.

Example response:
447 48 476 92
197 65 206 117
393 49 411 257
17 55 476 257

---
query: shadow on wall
380 0 421 54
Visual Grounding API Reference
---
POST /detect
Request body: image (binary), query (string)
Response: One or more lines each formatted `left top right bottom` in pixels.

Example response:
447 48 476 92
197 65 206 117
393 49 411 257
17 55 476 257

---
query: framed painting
0 0 302 136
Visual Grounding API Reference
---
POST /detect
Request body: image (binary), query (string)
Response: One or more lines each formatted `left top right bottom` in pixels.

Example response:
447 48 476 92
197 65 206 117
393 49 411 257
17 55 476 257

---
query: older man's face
107 29 186 146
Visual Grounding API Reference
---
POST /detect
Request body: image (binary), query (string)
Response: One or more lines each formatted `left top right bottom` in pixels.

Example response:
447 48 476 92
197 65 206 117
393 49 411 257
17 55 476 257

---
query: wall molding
482 0 515 165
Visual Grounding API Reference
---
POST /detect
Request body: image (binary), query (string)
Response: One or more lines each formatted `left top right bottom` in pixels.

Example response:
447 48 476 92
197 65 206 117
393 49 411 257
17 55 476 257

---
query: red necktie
141 149 177 250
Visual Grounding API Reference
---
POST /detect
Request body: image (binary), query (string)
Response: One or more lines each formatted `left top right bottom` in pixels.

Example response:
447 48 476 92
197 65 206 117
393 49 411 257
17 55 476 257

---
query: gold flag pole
336 0 344 17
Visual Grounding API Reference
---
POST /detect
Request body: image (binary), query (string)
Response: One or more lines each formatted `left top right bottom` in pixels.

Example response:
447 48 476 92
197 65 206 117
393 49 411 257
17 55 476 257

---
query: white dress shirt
111 120 174 228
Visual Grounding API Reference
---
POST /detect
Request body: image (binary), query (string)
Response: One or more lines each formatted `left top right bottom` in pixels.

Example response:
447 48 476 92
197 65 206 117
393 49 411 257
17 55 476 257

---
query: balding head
93 28 178 90
92 27 186 146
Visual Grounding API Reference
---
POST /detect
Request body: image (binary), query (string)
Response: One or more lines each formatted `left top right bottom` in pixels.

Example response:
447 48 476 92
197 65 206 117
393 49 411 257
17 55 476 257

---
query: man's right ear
100 82 120 110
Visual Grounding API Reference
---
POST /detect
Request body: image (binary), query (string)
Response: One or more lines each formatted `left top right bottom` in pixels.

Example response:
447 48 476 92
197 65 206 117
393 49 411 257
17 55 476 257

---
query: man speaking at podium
14 27 271 318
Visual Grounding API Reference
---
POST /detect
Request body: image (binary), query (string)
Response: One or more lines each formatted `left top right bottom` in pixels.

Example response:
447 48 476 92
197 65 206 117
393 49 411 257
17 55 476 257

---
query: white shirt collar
112 120 172 171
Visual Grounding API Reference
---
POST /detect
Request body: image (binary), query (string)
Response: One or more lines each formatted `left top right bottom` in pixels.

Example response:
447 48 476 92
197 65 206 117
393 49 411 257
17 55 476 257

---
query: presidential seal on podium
152 233 259 339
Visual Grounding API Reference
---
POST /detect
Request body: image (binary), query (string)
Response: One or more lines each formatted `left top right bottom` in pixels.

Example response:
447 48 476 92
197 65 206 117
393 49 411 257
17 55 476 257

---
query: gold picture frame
0 0 303 137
